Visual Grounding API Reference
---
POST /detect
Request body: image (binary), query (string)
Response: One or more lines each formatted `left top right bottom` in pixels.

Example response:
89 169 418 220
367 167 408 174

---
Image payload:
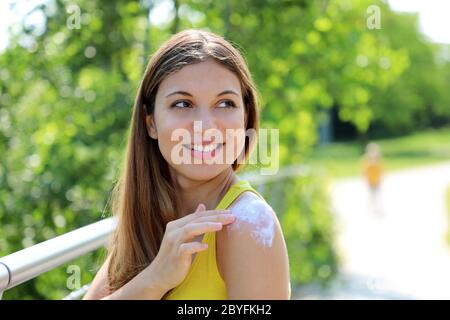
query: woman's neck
174 168 239 216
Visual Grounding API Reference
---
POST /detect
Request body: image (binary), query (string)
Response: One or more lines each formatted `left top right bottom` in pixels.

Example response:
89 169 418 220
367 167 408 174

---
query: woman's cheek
224 126 246 163
158 121 190 165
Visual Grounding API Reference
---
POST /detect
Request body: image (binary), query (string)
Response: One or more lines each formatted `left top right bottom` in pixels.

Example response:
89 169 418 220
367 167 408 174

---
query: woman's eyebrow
165 90 192 98
216 89 240 97
165 89 240 98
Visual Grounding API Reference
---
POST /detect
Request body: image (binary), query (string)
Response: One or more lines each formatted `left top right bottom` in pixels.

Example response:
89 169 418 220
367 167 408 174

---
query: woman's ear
145 115 158 139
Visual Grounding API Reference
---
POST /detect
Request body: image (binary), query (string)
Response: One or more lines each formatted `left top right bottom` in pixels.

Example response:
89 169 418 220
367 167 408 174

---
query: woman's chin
175 163 232 182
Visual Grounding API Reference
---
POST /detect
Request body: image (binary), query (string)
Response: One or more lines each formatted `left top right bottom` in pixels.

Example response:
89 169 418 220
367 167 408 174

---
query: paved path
297 161 450 299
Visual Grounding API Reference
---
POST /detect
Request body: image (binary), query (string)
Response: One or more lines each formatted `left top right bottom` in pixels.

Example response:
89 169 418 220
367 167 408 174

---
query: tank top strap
215 180 263 210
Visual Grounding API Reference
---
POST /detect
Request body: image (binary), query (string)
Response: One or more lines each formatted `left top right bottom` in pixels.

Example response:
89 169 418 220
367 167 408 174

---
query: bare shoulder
227 191 279 247
216 191 290 299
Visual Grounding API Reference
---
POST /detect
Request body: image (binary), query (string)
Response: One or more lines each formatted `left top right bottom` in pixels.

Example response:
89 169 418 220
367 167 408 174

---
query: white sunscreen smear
228 194 275 248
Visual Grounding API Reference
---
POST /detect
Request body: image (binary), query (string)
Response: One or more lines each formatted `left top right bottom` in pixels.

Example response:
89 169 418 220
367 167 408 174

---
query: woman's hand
90 203 235 300
147 203 235 293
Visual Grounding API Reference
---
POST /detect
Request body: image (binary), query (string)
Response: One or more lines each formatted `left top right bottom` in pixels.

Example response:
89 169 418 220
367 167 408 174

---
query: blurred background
0 0 450 299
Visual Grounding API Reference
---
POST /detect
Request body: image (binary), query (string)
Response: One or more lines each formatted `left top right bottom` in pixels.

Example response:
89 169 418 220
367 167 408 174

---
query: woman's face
146 59 247 182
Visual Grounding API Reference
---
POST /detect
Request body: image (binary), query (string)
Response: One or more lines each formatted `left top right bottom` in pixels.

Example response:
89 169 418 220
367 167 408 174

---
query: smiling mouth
182 143 224 152
182 142 225 160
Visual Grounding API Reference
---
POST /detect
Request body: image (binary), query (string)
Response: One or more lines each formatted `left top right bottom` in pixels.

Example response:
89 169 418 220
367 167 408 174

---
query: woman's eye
171 100 191 109
217 100 236 108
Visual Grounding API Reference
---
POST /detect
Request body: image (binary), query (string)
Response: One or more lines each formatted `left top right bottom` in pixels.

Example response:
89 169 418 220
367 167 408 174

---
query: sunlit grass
305 127 450 178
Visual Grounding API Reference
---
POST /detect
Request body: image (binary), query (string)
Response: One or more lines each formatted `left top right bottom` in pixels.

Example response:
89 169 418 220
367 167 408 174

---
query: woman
362 142 384 215
84 29 290 300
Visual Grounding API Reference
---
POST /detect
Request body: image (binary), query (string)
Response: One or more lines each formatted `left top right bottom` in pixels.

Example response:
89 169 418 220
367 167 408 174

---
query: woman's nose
193 108 216 130
193 109 219 141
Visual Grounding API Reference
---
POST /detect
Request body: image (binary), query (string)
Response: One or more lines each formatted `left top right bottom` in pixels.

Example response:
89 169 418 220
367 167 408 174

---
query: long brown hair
107 29 260 293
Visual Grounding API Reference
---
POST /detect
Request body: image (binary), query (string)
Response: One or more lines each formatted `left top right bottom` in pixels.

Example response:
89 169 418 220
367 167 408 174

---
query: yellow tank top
163 179 264 300
364 160 382 186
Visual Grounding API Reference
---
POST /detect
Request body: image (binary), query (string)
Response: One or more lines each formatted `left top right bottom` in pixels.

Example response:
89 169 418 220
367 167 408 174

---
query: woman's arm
217 193 290 299
100 263 168 300
83 204 236 299
83 254 167 300
82 254 111 300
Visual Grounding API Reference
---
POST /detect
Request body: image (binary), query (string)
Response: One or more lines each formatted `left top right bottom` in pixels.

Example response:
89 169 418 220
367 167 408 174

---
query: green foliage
0 0 138 299
256 171 339 286
1 0 450 298
370 11 450 135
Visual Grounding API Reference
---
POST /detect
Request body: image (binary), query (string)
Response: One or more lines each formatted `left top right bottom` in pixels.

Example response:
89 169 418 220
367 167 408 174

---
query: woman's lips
183 143 225 160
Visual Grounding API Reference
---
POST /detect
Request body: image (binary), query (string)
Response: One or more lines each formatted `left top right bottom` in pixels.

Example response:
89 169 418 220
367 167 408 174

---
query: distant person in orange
362 142 384 215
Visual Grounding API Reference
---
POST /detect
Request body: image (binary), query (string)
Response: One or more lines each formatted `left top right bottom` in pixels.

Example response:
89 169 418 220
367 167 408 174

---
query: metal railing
0 165 309 299
0 218 117 299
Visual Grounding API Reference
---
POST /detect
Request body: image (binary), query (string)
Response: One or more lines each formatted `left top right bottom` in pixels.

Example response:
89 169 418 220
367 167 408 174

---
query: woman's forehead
157 60 242 97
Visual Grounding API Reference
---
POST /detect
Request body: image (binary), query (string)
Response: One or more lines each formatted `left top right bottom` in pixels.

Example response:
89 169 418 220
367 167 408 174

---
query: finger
167 203 206 229
171 207 232 228
192 213 236 226
180 222 224 242
179 242 209 256
196 203 206 212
